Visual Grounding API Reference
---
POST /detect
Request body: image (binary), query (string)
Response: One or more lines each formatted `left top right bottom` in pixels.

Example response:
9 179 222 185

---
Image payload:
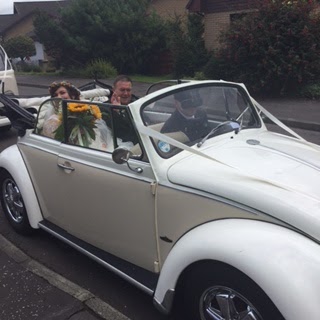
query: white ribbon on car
136 123 233 167
135 123 319 202
251 98 305 141
252 98 320 154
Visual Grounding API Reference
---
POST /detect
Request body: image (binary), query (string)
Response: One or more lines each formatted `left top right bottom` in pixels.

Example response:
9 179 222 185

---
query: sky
0 0 64 14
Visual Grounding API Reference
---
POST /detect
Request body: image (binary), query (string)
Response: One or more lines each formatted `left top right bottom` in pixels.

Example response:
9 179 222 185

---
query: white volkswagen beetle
0 80 319 320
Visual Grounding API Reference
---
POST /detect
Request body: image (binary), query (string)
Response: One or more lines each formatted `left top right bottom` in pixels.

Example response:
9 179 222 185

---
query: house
151 0 257 51
187 0 257 50
150 0 190 19
0 0 70 66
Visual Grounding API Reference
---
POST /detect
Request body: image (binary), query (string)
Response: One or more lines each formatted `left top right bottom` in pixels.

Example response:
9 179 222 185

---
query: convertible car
0 79 319 320
0 45 19 130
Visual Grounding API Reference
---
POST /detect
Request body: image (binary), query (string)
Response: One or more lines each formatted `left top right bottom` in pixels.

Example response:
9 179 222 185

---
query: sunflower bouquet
54 103 102 147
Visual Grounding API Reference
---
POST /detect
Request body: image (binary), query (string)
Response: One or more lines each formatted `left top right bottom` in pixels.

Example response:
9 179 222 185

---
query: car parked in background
0 45 19 130
0 80 319 320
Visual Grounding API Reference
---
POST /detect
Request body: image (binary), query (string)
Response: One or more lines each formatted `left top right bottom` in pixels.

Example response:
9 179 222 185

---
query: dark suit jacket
161 108 209 141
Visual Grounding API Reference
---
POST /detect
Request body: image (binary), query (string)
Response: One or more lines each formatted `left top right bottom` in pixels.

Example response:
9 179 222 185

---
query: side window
110 107 140 149
64 102 114 151
35 99 115 151
105 105 143 158
35 99 142 157
35 98 63 140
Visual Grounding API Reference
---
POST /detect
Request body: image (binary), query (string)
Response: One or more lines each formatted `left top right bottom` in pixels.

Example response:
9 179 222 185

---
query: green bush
3 36 36 61
15 61 41 73
208 0 320 96
203 56 228 80
193 72 208 80
84 59 117 79
300 83 320 99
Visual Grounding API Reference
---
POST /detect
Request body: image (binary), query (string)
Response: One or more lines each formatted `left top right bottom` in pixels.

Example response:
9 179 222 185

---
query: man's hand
111 93 121 105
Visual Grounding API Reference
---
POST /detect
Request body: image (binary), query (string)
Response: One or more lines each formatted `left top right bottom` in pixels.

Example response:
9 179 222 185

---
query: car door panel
20 140 158 271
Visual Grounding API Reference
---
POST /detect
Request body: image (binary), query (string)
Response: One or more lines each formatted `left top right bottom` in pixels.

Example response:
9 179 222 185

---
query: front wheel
0 171 33 235
0 125 11 132
175 262 284 320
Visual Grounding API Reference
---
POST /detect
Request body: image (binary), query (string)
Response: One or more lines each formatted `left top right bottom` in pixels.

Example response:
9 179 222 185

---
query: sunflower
54 103 103 148
68 103 90 113
90 105 102 119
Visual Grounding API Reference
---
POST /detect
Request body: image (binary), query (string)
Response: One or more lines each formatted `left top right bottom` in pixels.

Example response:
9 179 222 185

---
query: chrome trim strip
159 181 262 217
38 222 154 296
158 182 320 244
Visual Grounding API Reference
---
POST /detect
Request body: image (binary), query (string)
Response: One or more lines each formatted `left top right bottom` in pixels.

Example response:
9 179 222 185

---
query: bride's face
52 86 71 99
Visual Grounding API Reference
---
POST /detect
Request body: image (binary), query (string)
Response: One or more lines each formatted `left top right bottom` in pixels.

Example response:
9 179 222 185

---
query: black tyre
175 262 284 320
0 171 34 235
0 125 11 132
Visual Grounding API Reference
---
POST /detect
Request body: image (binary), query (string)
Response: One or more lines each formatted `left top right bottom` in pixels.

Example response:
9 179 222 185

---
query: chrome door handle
57 162 75 171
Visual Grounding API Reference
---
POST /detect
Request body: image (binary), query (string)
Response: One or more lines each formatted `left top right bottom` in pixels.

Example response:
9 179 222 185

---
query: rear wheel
0 171 33 235
175 262 284 320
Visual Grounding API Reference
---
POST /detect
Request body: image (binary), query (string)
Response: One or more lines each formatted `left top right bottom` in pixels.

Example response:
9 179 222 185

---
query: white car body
0 79 319 320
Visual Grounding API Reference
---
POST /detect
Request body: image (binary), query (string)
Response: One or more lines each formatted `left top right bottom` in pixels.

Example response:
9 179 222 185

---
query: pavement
0 74 318 320
0 234 130 320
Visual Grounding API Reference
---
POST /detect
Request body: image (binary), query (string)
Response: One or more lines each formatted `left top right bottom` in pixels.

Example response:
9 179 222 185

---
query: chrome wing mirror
112 147 143 173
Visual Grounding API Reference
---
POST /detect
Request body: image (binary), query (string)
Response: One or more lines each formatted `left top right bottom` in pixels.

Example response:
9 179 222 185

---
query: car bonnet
166 131 320 240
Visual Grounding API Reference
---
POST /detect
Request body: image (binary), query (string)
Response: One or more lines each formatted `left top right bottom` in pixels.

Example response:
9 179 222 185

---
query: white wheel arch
0 145 43 228
154 219 320 320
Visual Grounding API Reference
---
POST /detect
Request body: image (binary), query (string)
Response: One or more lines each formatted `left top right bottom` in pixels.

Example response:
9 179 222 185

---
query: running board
38 220 158 295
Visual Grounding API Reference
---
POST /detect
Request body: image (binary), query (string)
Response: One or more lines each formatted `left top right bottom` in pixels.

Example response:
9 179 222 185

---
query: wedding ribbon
135 123 319 202
252 98 305 141
136 123 232 167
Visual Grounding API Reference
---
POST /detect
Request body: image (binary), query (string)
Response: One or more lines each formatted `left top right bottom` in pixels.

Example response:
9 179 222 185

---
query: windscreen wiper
197 120 240 148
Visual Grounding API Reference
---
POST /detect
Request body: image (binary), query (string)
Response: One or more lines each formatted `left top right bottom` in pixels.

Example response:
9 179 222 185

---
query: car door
21 99 158 271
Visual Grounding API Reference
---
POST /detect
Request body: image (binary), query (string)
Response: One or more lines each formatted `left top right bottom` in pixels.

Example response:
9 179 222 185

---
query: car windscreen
141 83 260 158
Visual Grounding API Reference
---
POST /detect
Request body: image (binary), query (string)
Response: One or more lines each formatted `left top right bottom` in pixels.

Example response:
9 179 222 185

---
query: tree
186 13 209 74
3 36 36 61
33 11 67 69
208 0 320 95
167 15 190 77
34 0 167 74
167 13 209 77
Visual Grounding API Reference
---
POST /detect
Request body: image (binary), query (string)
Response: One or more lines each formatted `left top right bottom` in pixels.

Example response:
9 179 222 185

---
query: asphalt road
0 84 319 320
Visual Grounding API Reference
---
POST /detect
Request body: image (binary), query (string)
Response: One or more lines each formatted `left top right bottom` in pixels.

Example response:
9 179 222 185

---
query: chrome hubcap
200 286 262 320
2 178 24 223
